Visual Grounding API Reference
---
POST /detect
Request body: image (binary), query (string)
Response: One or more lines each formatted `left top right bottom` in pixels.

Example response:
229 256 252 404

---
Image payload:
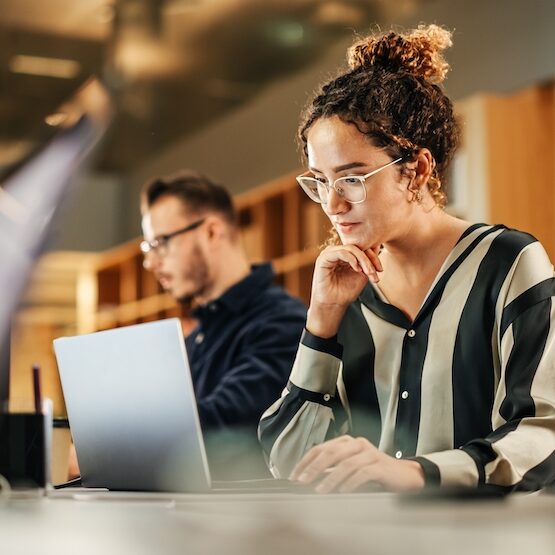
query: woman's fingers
337 466 381 494
320 245 380 282
321 248 364 274
292 435 425 493
313 437 381 493
290 435 362 482
314 450 378 494
334 251 366 275
288 445 323 481
290 436 387 494
364 246 384 273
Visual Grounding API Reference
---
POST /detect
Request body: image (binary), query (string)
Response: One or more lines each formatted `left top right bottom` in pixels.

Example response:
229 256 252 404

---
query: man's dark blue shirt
185 263 306 478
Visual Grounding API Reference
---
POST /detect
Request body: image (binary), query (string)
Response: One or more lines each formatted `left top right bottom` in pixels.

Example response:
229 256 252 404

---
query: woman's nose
323 186 349 216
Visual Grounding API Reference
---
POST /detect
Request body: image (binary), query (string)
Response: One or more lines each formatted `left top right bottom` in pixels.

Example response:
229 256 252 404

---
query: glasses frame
140 218 205 256
296 157 404 204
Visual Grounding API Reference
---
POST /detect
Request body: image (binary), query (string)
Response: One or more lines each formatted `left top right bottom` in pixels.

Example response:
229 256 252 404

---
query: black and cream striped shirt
259 224 555 491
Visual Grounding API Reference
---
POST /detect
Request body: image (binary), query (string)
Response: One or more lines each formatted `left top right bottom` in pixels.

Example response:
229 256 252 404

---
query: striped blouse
259 224 555 491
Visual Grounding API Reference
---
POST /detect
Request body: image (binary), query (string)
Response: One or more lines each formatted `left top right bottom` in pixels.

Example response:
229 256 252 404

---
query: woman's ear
413 148 434 186
405 148 435 204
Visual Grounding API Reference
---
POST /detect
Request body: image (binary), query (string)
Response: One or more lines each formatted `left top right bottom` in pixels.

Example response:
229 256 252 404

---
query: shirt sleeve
258 329 348 478
196 307 306 430
416 241 555 491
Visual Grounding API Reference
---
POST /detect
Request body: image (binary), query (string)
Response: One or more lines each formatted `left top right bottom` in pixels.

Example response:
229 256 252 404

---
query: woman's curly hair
299 24 461 209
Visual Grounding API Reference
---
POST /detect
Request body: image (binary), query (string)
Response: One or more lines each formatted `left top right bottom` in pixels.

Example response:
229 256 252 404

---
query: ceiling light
165 0 202 15
313 2 366 26
45 113 69 127
9 55 81 80
264 21 305 48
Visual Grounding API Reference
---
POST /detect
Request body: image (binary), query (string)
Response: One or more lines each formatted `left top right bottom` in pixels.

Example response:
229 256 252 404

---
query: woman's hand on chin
306 244 383 338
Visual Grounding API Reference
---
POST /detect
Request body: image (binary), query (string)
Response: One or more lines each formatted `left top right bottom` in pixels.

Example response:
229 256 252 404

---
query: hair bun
347 24 453 84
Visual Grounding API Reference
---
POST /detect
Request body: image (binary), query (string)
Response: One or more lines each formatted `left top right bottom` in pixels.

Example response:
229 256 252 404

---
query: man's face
141 196 210 303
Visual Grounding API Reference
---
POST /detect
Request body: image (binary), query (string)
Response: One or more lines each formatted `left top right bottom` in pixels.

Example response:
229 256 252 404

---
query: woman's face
306 116 411 251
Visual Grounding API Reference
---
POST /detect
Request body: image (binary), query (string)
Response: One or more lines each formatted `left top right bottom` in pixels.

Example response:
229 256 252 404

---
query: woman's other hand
289 435 425 493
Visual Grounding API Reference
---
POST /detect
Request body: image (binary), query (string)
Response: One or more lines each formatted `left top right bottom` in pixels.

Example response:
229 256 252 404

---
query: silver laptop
54 318 212 493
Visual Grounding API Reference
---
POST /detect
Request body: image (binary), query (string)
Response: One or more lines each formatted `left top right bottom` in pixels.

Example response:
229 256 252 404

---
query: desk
1 491 555 554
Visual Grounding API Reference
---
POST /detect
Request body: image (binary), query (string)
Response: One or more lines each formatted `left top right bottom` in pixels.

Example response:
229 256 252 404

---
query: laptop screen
0 78 113 406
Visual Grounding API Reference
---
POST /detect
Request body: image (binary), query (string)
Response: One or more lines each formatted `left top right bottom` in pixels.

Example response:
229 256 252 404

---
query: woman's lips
335 222 359 233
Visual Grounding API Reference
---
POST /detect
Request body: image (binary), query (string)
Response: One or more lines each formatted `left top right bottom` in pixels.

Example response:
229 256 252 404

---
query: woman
258 25 555 493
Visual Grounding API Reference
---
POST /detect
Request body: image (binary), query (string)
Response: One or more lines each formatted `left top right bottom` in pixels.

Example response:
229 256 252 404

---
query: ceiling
0 0 428 172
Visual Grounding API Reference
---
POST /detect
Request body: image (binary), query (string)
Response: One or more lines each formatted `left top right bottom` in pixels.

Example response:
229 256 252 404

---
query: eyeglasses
140 218 205 257
296 157 403 204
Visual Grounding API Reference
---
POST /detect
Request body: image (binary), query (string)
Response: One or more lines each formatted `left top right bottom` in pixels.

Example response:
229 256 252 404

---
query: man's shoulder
256 282 306 309
226 285 305 343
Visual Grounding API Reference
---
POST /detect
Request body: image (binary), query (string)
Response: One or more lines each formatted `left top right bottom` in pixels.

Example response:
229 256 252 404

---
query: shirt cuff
411 457 440 488
301 328 343 359
289 330 342 395
416 449 480 488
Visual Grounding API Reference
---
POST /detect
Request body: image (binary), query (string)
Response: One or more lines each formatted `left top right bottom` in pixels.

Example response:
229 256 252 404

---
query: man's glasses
296 157 403 205
140 218 205 257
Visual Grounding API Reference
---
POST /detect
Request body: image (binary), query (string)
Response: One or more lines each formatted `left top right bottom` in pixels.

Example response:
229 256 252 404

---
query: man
140 170 306 479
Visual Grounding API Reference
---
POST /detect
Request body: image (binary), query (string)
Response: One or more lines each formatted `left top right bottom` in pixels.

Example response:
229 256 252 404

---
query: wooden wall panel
486 83 555 258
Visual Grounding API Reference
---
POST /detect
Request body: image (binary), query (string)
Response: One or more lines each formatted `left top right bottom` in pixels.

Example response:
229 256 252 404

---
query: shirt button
401 390 409 400
395 451 403 459
194 333 205 344
208 303 218 312
407 329 416 338
323 393 331 401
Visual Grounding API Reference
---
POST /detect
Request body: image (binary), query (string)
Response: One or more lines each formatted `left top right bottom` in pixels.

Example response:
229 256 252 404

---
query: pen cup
0 399 52 492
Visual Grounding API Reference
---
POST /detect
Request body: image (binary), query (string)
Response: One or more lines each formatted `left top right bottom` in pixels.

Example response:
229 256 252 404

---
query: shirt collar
192 263 274 318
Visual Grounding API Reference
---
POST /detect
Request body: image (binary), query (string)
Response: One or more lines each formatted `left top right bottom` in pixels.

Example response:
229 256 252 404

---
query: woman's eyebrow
309 162 367 174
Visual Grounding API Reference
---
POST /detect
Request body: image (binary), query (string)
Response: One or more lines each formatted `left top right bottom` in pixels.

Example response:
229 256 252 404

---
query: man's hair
142 170 238 227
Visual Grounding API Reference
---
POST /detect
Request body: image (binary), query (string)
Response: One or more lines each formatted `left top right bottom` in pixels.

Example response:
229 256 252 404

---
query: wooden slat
283 188 301 255
234 171 299 208
272 247 320 275
486 83 555 259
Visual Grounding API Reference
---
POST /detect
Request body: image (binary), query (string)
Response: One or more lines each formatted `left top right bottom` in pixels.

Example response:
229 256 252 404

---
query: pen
32 363 42 414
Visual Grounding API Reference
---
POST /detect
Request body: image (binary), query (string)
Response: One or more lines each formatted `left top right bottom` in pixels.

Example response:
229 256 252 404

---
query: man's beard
175 244 211 305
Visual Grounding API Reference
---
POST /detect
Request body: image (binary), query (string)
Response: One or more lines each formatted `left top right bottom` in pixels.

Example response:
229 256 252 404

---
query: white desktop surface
1 490 554 554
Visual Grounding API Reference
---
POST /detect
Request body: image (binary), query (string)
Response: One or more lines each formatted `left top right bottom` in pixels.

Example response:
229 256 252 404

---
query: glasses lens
141 238 166 257
298 177 325 203
334 176 365 203
140 241 151 254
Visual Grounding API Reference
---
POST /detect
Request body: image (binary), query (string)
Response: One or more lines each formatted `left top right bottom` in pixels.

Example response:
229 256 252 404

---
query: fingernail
297 473 309 483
